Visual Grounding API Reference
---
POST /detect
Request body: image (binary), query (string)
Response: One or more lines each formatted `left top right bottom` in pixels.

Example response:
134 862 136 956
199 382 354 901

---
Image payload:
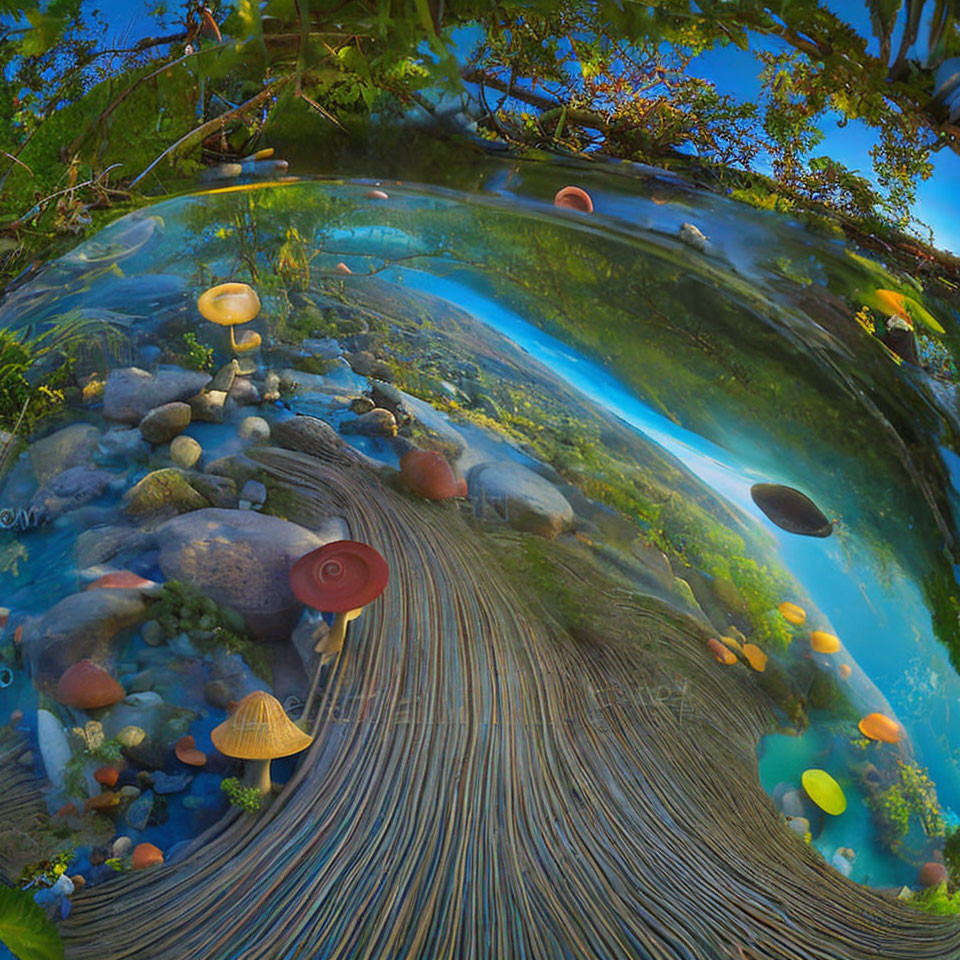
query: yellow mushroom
810 631 841 654
742 643 768 672
778 602 806 626
197 282 262 354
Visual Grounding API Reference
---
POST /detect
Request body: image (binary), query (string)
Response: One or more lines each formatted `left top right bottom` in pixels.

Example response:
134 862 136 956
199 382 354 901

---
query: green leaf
0 885 64 960
18 10 64 56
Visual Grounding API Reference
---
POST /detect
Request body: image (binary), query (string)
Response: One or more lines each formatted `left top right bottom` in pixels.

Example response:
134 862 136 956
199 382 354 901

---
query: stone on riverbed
750 483 832 538
37 709 71 790
30 466 116 522
30 423 99 483
125 790 154 830
339 407 398 437
139 402 191 445
123 469 209 518
238 417 270 441
170 435 202 470
187 472 237 509
155 508 337 640
21 588 151 682
467 460 574 538
104 367 211 423
189 390 228 424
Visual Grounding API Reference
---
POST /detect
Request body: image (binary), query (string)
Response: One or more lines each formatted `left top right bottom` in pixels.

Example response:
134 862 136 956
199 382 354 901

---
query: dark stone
750 483 832 538
881 326 918 364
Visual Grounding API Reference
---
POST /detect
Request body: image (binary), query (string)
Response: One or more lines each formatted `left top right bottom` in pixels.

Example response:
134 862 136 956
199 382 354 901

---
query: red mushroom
290 540 388 722
554 186 594 213
400 449 465 500
94 766 119 787
55 660 125 710
86 571 156 591
175 735 207 767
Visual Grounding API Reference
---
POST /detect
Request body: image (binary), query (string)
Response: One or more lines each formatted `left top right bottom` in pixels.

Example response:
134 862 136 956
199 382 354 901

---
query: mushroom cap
858 712 902 744
400 449 463 500
132 843 164 869
554 186 594 213
86 571 156 591
918 862 948 887
741 643 768 672
810 630 841 654
290 540 388 614
197 282 261 326
211 690 314 760
56 660 126 709
706 638 737 665
838 663 852 679
175 734 207 766
778 601 806 625
801 768 847 815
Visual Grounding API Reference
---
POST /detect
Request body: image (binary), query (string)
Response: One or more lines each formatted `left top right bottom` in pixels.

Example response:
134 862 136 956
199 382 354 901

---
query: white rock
238 416 270 441
170 435 202 470
37 709 71 790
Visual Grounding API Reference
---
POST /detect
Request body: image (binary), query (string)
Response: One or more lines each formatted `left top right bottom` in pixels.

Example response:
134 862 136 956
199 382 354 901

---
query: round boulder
467 460 574 538
155 508 340 640
139 402 191 444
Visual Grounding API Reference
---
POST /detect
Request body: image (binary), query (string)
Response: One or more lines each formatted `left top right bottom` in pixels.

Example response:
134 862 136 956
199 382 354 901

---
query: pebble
142 620 165 646
189 390 228 424
125 789 154 830
238 416 270 441
210 360 239 393
119 785 141 800
350 396 375 414
340 407 398 437
240 480 267 508
139 402 192 444
229 378 260 405
151 771 193 795
111 836 132 858
263 372 280 401
678 222 709 251
170 435 202 470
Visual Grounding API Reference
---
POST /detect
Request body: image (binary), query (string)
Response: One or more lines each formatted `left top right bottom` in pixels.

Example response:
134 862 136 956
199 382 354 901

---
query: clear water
2 161 959 954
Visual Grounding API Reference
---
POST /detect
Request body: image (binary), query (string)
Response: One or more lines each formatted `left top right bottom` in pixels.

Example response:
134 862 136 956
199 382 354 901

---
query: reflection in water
2 167 960 957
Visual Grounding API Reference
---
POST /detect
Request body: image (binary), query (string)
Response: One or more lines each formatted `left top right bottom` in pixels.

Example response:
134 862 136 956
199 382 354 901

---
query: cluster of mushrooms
212 540 389 795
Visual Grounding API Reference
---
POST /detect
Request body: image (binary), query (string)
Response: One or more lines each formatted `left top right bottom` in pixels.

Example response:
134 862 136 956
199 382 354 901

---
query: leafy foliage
220 777 262 813
0 884 64 960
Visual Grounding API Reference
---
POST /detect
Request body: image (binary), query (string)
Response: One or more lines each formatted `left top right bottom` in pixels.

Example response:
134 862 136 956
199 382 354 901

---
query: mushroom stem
228 326 238 353
250 758 273 795
300 609 360 727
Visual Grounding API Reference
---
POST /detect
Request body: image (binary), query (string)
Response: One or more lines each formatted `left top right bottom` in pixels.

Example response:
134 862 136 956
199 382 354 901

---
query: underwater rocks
170 435 202 470
103 367 211 423
188 389 228 423
155 508 336 640
139 402 191 444
76 524 151 569
29 423 99 483
21 588 151 682
749 483 833 538
123 469 209 518
467 461 574 539
37 708 71 790
238 417 270 441
340 408 398 438
30 466 116 522
187 473 237 509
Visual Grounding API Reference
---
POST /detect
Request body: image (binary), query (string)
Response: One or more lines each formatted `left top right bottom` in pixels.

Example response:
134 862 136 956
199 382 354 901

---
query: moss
221 777 263 813
910 883 960 915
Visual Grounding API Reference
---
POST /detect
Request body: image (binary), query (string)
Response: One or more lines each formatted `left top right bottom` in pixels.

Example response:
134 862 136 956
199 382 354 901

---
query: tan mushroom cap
210 690 313 760
197 282 261 326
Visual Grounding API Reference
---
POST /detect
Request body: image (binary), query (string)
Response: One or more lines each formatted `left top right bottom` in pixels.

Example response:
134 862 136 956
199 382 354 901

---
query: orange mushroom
742 643 768 672
778 602 806 625
175 735 207 767
719 636 743 654
554 186 594 213
918 862 948 887
858 712 902 744
810 630 840 654
838 664 852 679
707 638 738 665
400 449 465 500
132 843 164 869
86 571 156 591
211 691 313 794
197 282 262 354
335 262 352 274
55 660 125 710
365 189 389 199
